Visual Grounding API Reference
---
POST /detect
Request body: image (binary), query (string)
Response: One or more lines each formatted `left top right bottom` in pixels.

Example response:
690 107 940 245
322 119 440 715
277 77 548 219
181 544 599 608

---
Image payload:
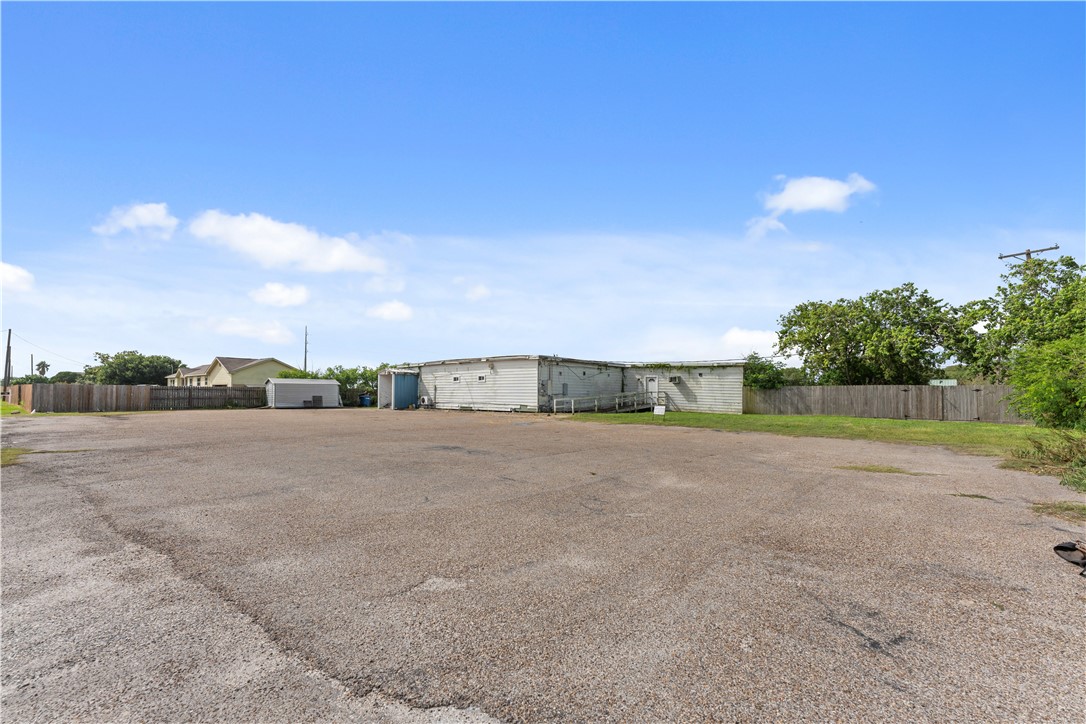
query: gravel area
2 408 1083 722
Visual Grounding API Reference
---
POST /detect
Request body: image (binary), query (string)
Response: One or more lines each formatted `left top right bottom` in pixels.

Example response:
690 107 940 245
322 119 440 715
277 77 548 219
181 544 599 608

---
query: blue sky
2 2 1083 375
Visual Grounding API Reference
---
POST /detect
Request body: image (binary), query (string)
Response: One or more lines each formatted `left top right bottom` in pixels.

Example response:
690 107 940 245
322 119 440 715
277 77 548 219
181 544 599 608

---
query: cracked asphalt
2 408 1084 722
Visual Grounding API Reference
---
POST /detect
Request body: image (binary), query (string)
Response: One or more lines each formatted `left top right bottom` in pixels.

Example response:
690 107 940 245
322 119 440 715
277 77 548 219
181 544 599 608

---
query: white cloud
2 262 34 292
249 282 310 307
465 284 491 301
212 317 294 344
189 210 387 274
747 173 875 239
93 202 179 240
366 300 413 322
745 215 788 240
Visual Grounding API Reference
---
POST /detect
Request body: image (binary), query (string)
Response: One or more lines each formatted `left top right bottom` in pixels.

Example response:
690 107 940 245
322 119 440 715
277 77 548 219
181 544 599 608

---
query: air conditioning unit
419 396 432 406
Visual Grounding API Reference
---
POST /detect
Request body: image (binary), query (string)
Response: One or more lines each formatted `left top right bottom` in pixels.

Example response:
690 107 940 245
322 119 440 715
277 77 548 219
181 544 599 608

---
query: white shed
265 378 343 409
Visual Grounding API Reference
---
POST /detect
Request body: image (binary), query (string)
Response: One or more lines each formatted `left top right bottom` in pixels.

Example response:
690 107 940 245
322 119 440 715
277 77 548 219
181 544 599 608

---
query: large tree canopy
83 351 183 386
954 256 1085 382
776 283 954 385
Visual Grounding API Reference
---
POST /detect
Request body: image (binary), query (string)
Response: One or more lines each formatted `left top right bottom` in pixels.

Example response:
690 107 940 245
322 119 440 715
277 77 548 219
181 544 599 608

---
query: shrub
1007 334 1086 430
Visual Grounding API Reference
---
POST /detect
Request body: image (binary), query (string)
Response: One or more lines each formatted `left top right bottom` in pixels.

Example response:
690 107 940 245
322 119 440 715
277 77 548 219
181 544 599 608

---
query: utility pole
303 326 308 372
3 329 12 387
998 244 1059 262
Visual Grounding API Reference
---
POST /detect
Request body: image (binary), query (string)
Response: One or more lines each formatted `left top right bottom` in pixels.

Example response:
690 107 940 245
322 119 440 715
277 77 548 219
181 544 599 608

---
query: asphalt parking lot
2 408 1083 722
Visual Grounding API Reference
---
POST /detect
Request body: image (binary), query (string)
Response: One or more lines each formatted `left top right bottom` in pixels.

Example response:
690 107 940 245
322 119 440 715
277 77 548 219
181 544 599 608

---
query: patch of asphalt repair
2 408 1084 722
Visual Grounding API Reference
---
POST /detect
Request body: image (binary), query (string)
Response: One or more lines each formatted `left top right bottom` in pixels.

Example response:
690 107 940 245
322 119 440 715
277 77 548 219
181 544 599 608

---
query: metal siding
419 359 539 411
539 360 624 407
626 366 743 413
392 374 419 409
265 380 342 408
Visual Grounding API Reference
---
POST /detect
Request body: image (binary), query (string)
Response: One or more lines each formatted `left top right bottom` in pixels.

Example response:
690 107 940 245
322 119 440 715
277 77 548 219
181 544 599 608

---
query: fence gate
942 386 980 421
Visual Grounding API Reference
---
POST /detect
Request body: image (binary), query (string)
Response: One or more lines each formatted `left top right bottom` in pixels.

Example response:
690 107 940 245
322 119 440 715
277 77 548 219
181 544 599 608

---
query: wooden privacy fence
4 384 266 413
742 384 1028 424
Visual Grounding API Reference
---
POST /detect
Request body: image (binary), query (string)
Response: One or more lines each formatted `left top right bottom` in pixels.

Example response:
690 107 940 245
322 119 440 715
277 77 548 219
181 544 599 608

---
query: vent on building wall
669 376 682 384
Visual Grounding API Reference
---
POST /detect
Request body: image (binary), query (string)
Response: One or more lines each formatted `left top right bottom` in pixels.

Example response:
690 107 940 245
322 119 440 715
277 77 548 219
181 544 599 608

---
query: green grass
1 447 93 467
837 464 929 476
571 411 1044 457
1 401 26 416
1 446 31 466
573 411 1086 491
1032 501 1086 523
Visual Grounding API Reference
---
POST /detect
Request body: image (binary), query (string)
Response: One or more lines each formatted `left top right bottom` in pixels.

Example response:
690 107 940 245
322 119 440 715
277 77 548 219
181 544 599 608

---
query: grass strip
571 411 1045 457
837 464 929 476
1032 502 1086 524
1 401 26 416
1 447 32 466
572 411 1086 491
1 448 93 467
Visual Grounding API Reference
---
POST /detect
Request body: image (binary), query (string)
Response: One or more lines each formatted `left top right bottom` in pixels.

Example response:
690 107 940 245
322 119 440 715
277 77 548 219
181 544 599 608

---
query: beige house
167 357 298 387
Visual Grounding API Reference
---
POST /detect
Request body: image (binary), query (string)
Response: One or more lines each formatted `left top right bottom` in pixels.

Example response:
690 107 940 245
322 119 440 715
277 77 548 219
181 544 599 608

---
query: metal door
645 375 659 401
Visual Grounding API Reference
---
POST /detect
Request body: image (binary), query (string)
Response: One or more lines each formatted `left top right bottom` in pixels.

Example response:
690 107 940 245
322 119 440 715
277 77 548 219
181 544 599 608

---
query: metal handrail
552 390 657 414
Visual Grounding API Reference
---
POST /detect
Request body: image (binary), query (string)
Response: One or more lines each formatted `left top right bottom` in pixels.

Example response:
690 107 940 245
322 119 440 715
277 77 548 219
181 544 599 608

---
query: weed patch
1012 430 1086 493
1 447 32 466
1 448 92 467
1031 501 1086 523
837 464 929 476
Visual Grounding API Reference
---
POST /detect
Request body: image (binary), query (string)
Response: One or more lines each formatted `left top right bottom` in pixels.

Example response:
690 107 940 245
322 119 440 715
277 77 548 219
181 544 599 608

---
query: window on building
478 375 486 382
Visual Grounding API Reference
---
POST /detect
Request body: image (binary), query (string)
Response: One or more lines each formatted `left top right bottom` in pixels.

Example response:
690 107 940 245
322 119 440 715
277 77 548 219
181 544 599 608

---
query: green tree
83 351 183 385
954 256 1085 381
777 283 954 385
1006 333 1086 430
277 364 390 404
358 363 390 395
742 353 786 389
277 369 324 379
35 361 50 377
8 374 49 385
49 371 82 384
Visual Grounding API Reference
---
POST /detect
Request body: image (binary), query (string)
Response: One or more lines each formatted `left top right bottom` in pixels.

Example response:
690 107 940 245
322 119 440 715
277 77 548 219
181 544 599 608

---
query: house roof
176 358 297 377
214 357 267 373
176 364 211 377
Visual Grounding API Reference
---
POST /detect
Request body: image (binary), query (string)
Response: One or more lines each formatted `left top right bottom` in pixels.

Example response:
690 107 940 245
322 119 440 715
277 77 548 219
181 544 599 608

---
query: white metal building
265 378 343 408
383 355 744 414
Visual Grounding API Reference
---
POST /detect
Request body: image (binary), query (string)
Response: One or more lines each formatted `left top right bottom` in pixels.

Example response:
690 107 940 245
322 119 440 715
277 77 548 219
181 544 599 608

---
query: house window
452 376 460 382
478 375 486 382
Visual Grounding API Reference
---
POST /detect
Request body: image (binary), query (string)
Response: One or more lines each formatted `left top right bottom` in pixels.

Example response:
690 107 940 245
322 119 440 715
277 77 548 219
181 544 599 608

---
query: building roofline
399 354 745 369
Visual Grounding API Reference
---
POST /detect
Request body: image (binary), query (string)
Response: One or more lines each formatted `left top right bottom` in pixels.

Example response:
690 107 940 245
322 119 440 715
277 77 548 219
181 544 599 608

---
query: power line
9 332 94 368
